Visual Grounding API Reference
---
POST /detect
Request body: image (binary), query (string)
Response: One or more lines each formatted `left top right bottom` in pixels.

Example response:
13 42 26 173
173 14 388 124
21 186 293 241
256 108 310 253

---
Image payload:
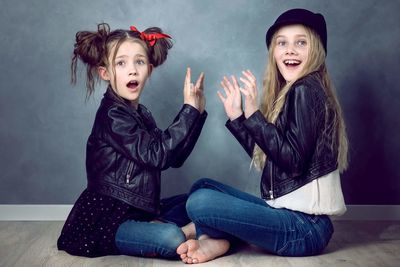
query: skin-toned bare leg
176 234 230 264
181 222 196 240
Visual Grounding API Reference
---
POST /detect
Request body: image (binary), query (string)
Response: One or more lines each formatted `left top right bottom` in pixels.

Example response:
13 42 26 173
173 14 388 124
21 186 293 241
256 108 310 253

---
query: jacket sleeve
242 84 323 175
170 110 208 168
105 104 200 170
225 114 256 158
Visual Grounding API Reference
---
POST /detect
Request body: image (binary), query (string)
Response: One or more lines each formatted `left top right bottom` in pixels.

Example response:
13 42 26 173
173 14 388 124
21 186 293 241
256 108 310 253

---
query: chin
284 74 300 83
127 96 139 102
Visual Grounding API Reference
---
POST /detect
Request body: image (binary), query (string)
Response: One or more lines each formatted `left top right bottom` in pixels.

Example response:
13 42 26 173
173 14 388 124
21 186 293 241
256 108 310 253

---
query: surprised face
99 40 152 109
273 24 310 83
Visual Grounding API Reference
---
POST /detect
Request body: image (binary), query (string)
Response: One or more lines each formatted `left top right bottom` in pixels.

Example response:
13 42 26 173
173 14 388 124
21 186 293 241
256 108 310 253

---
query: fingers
217 91 226 104
240 70 256 88
220 76 231 93
239 87 249 96
242 69 256 82
184 67 195 96
186 68 205 90
239 70 257 98
220 75 240 95
239 77 254 98
231 75 240 91
195 72 205 91
185 67 191 89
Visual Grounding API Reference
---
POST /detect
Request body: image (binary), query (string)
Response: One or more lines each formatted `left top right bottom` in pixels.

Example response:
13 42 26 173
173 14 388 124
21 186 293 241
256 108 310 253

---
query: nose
285 43 297 55
129 64 138 76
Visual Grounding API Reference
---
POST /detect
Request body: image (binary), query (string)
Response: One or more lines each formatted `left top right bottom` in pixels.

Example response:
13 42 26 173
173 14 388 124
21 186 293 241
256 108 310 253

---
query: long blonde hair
252 26 348 172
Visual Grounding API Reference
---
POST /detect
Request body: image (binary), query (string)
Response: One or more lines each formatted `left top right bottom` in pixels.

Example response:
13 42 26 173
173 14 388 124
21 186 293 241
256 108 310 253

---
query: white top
266 169 346 216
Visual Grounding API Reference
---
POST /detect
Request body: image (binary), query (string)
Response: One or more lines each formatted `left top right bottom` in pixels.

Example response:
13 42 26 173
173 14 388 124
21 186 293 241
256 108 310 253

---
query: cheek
275 60 284 72
302 47 309 60
273 50 280 62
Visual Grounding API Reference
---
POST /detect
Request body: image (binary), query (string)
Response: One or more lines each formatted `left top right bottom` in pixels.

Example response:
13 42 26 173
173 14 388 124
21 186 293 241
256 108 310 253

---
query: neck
130 100 139 110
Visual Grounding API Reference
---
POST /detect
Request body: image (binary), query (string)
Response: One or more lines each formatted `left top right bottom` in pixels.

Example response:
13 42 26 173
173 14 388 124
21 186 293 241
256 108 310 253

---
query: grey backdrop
0 0 399 205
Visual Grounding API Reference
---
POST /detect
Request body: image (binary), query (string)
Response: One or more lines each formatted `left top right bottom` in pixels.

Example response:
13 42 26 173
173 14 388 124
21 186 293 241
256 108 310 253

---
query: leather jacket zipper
126 161 134 184
269 165 274 199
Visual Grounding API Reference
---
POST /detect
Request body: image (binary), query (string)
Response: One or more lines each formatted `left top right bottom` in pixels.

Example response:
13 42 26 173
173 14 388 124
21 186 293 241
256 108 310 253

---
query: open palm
218 76 243 120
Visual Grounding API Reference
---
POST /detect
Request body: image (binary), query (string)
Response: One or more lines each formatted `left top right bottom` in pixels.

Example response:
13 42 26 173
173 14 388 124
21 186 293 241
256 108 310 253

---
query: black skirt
57 189 153 257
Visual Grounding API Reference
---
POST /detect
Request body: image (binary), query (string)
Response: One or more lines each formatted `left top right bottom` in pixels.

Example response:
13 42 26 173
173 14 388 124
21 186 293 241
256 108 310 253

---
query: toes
177 242 188 255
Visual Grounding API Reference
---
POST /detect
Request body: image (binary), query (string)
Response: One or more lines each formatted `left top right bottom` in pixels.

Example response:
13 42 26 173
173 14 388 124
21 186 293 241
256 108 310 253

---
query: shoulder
290 72 327 104
95 96 141 129
97 97 129 118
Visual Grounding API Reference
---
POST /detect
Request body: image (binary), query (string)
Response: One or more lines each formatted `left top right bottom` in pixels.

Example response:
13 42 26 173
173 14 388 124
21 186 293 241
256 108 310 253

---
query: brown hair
252 26 348 172
70 23 173 98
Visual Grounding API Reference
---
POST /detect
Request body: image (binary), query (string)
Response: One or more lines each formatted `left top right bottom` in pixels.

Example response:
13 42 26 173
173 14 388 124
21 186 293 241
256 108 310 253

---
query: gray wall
0 0 399 205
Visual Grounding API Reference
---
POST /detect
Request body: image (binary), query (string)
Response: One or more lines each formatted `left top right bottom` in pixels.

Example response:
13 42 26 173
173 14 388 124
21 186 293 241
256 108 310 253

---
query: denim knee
186 188 216 220
157 224 186 253
189 178 218 194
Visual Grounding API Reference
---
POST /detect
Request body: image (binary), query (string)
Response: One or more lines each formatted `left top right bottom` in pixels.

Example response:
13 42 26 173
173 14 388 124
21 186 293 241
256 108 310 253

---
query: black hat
265 8 327 53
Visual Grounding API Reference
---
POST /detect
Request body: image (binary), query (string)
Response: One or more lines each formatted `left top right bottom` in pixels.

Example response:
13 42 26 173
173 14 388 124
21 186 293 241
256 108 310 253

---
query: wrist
185 102 200 112
229 111 243 121
244 108 257 119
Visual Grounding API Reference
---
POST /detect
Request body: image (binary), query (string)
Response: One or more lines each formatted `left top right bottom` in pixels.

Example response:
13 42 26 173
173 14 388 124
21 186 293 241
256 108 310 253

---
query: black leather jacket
226 72 338 200
86 87 207 214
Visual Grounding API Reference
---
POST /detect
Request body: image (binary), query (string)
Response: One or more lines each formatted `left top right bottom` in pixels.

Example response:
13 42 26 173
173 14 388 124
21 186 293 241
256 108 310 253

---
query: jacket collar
103 86 155 129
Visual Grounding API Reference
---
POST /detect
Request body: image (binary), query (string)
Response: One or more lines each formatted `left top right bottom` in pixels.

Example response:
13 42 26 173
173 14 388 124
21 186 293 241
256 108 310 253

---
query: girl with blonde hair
177 8 348 264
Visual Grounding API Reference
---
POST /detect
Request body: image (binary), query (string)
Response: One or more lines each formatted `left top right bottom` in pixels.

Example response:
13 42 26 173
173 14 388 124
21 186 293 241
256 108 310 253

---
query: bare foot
181 222 196 240
176 241 190 263
177 235 230 264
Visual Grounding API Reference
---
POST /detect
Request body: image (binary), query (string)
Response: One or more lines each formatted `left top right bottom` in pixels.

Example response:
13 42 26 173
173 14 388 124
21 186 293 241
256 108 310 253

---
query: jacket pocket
125 160 143 189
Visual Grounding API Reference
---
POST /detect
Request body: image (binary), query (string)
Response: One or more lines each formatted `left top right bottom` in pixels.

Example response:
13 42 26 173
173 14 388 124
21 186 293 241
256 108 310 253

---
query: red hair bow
130 26 171 46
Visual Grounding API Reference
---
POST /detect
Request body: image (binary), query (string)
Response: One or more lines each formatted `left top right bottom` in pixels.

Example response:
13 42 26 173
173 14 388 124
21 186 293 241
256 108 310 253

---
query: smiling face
99 39 152 108
273 24 310 83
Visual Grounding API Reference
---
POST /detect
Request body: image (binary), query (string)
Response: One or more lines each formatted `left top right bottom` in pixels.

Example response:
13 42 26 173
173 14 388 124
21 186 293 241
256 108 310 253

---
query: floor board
1 221 399 267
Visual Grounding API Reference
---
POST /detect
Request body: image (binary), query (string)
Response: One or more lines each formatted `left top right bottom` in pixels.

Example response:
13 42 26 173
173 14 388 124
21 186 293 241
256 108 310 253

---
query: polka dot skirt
57 189 147 257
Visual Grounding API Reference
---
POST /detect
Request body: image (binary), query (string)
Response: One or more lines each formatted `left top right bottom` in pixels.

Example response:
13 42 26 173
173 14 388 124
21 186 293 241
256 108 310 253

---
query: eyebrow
115 54 147 59
276 34 307 39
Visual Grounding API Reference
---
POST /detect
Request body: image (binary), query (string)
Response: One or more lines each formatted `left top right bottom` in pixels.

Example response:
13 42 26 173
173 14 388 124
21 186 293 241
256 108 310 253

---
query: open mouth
127 80 139 89
284 59 301 67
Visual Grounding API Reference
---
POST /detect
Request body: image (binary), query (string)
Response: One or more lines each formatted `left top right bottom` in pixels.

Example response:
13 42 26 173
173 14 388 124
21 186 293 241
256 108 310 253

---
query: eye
135 59 147 65
277 40 286 47
296 40 307 46
116 60 125 66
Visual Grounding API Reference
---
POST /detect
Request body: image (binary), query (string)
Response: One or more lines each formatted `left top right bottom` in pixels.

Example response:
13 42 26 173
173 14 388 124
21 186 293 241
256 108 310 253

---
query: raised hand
217 75 243 120
238 70 258 118
183 67 206 114
194 70 205 114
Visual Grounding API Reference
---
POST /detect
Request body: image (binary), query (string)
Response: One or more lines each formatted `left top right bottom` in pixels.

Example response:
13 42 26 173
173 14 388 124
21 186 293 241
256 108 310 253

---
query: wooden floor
0 220 399 267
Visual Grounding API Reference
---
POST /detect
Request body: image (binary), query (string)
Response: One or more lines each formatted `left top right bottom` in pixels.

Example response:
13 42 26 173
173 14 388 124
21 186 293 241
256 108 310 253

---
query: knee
189 178 217 193
157 224 186 253
186 188 216 220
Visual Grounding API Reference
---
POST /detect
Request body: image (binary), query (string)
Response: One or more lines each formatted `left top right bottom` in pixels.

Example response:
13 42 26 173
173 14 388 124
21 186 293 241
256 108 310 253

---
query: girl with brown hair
58 22 206 258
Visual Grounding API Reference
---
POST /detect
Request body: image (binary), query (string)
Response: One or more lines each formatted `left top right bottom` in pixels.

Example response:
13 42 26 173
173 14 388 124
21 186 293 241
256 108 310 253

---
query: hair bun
71 23 111 97
74 23 110 66
143 27 173 67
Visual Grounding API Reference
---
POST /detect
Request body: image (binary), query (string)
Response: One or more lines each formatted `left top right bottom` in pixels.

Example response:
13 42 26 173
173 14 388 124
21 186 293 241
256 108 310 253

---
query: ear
98 66 110 81
148 64 154 77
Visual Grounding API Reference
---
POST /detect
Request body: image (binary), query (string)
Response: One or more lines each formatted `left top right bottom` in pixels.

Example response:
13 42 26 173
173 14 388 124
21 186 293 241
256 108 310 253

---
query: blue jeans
115 194 190 258
187 178 334 256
